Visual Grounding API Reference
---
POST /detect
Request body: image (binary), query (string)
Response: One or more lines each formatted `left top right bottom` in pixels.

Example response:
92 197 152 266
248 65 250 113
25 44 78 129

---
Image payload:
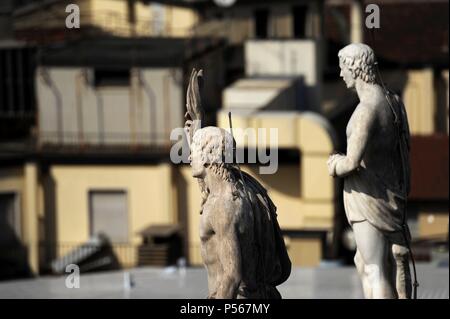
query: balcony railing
15 10 231 43
39 241 139 274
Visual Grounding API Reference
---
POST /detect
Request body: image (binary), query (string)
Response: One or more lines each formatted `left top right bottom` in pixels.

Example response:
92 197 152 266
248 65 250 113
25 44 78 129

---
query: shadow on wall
175 167 190 265
41 170 57 274
246 163 301 198
0 193 33 280
49 233 121 275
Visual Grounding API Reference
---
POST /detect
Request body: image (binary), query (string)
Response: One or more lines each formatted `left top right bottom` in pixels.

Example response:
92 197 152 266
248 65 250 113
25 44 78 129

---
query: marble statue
327 43 414 299
184 69 291 299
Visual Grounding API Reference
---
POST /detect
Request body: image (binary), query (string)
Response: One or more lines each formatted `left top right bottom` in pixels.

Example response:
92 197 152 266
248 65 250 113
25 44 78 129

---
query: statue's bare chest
346 107 360 138
199 196 218 242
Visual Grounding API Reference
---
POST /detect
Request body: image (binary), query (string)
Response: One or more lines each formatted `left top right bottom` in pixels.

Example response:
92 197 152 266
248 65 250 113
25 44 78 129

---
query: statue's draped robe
233 169 292 298
344 167 406 232
343 92 411 234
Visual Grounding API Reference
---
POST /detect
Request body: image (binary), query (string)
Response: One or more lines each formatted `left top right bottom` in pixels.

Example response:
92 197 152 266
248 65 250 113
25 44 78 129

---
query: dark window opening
293 5 308 38
0 47 36 116
0 193 21 243
214 11 224 20
94 69 130 87
254 9 269 39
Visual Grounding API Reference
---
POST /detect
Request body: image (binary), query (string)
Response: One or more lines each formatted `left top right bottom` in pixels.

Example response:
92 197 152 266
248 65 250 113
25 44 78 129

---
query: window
254 9 269 39
0 48 36 116
89 191 128 243
293 5 308 38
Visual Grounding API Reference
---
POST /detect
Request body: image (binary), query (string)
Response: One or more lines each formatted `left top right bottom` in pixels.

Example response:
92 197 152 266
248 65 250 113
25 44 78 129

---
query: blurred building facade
0 0 448 279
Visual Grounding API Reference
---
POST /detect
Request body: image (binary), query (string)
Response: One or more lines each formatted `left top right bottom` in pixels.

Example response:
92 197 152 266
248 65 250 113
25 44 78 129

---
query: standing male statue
184 69 291 299
327 43 416 299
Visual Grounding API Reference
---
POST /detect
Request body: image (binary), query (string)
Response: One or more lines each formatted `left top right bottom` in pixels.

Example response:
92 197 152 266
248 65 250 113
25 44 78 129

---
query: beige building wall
285 237 322 267
244 40 322 110
442 70 449 134
89 0 152 36
403 68 436 135
350 0 363 43
50 164 176 266
91 1 199 37
15 0 198 38
36 67 183 146
160 6 199 37
418 212 449 238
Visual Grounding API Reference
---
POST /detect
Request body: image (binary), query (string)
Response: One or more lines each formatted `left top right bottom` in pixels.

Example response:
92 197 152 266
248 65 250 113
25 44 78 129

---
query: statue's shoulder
351 101 378 127
206 188 246 219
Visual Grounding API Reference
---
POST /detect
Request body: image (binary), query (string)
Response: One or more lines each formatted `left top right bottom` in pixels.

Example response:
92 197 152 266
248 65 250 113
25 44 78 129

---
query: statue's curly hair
191 127 242 210
192 127 233 168
338 43 377 84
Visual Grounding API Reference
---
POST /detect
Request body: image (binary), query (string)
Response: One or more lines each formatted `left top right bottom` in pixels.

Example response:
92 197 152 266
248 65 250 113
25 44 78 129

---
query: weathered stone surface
327 43 413 299
184 69 291 299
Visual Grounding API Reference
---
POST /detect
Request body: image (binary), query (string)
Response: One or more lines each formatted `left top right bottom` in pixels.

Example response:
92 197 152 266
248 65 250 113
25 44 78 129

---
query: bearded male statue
327 43 415 299
184 69 291 299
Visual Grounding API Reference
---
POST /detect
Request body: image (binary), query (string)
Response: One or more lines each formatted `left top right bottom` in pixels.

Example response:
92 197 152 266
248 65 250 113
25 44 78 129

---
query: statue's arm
333 105 376 177
214 200 243 299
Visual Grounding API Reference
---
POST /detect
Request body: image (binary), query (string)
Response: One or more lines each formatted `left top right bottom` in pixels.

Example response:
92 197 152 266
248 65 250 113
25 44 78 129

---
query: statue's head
338 43 377 89
190 126 234 179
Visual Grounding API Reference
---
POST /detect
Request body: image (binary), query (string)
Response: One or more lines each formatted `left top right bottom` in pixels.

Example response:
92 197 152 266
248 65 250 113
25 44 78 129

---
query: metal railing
38 131 173 148
16 9 231 43
39 241 138 273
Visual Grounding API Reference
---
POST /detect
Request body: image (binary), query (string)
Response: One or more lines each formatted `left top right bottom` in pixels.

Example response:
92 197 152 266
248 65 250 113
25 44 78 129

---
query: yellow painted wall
1 112 338 269
162 6 198 37
90 0 152 36
403 68 436 135
15 0 198 38
418 212 449 238
50 164 176 266
285 237 322 267
217 111 336 215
